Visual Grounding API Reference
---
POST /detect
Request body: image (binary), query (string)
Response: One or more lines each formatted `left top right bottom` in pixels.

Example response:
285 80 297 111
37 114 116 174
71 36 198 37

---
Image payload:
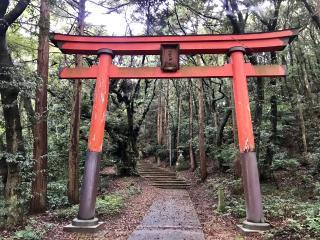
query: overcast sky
85 1 144 35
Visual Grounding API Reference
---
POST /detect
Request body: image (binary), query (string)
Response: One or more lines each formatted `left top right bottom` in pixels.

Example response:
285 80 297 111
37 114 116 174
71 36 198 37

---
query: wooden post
76 49 112 227
229 47 269 230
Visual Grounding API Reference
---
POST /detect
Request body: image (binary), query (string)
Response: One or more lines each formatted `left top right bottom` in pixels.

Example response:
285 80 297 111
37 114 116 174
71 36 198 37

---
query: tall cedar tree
198 79 207 181
0 0 30 226
30 0 50 213
68 0 86 205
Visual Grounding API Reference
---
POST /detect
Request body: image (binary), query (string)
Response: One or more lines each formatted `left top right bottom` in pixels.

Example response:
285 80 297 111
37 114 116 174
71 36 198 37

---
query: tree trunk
30 0 50 213
189 82 196 171
1 79 24 225
301 64 314 103
22 96 35 137
297 97 308 154
163 82 169 146
198 79 207 181
157 86 163 165
0 0 30 226
301 0 320 30
67 0 86 205
216 109 232 147
125 103 136 169
263 52 278 181
176 96 181 149
230 80 238 148
253 76 264 163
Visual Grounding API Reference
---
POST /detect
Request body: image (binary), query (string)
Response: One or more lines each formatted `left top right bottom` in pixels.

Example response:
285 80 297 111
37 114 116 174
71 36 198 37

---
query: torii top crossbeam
51 28 298 55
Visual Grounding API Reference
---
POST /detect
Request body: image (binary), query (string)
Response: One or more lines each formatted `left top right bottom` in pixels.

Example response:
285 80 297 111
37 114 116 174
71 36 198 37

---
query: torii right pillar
229 46 270 232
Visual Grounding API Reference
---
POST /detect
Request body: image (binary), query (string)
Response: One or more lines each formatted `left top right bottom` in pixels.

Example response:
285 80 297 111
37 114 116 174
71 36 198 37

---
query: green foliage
175 151 189 171
175 160 189 171
143 144 157 157
53 205 78 219
207 177 245 218
271 152 300 171
54 193 124 219
0 199 5 228
264 196 298 218
47 180 68 209
96 194 124 215
0 153 33 227
210 144 237 169
217 188 226 213
12 218 54 240
126 184 142 197
263 193 320 238
313 182 320 199
225 198 246 218
115 161 136 176
155 145 169 161
13 227 44 240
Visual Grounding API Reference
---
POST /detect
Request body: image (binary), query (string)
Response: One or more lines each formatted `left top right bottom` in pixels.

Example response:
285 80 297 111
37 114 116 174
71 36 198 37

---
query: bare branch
0 0 9 18
4 0 30 26
177 1 220 21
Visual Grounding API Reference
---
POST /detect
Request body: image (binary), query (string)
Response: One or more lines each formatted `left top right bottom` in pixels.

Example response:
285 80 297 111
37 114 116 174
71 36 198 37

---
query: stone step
138 162 190 189
153 180 189 185
137 168 159 171
139 172 176 176
143 176 177 179
151 184 189 189
138 170 173 173
152 182 190 186
138 169 174 172
153 178 186 183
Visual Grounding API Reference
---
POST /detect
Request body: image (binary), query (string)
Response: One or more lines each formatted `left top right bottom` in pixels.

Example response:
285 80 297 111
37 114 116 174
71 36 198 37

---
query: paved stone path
128 189 205 240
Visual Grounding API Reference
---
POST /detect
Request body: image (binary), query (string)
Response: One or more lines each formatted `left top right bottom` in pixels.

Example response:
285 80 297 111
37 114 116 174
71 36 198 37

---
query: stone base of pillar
237 220 271 233
63 218 104 233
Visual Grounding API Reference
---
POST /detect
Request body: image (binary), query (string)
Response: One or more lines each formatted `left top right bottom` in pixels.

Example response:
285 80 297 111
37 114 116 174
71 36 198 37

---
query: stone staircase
137 162 190 189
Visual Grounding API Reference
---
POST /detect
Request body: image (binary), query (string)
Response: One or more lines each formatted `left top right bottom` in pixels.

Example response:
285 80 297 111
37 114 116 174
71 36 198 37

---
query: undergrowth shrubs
175 160 189 171
206 174 320 239
54 204 78 219
53 183 142 220
207 177 245 218
263 190 320 238
54 193 125 219
126 184 142 197
272 157 300 171
96 194 124 215
12 218 54 240
47 181 68 209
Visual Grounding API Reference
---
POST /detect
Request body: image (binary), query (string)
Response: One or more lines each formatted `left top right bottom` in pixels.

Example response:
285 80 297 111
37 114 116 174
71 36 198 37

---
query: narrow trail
128 161 205 240
128 189 205 240
44 161 249 239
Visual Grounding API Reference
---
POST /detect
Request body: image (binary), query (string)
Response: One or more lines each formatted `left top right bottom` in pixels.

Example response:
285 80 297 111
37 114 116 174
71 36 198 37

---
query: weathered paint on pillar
229 47 255 152
88 49 113 152
229 47 265 223
78 49 112 220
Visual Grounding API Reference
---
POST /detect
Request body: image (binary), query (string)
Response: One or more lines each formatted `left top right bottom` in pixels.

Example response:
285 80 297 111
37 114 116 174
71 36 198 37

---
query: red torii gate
51 29 298 232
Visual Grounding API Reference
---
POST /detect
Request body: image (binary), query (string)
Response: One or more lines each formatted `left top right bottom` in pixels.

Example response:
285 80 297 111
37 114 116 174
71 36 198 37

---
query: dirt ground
44 177 159 240
179 170 262 240
1 166 266 240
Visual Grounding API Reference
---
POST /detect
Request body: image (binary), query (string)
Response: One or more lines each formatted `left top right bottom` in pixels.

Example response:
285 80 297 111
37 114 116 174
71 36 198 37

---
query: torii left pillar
229 47 270 232
64 49 113 232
